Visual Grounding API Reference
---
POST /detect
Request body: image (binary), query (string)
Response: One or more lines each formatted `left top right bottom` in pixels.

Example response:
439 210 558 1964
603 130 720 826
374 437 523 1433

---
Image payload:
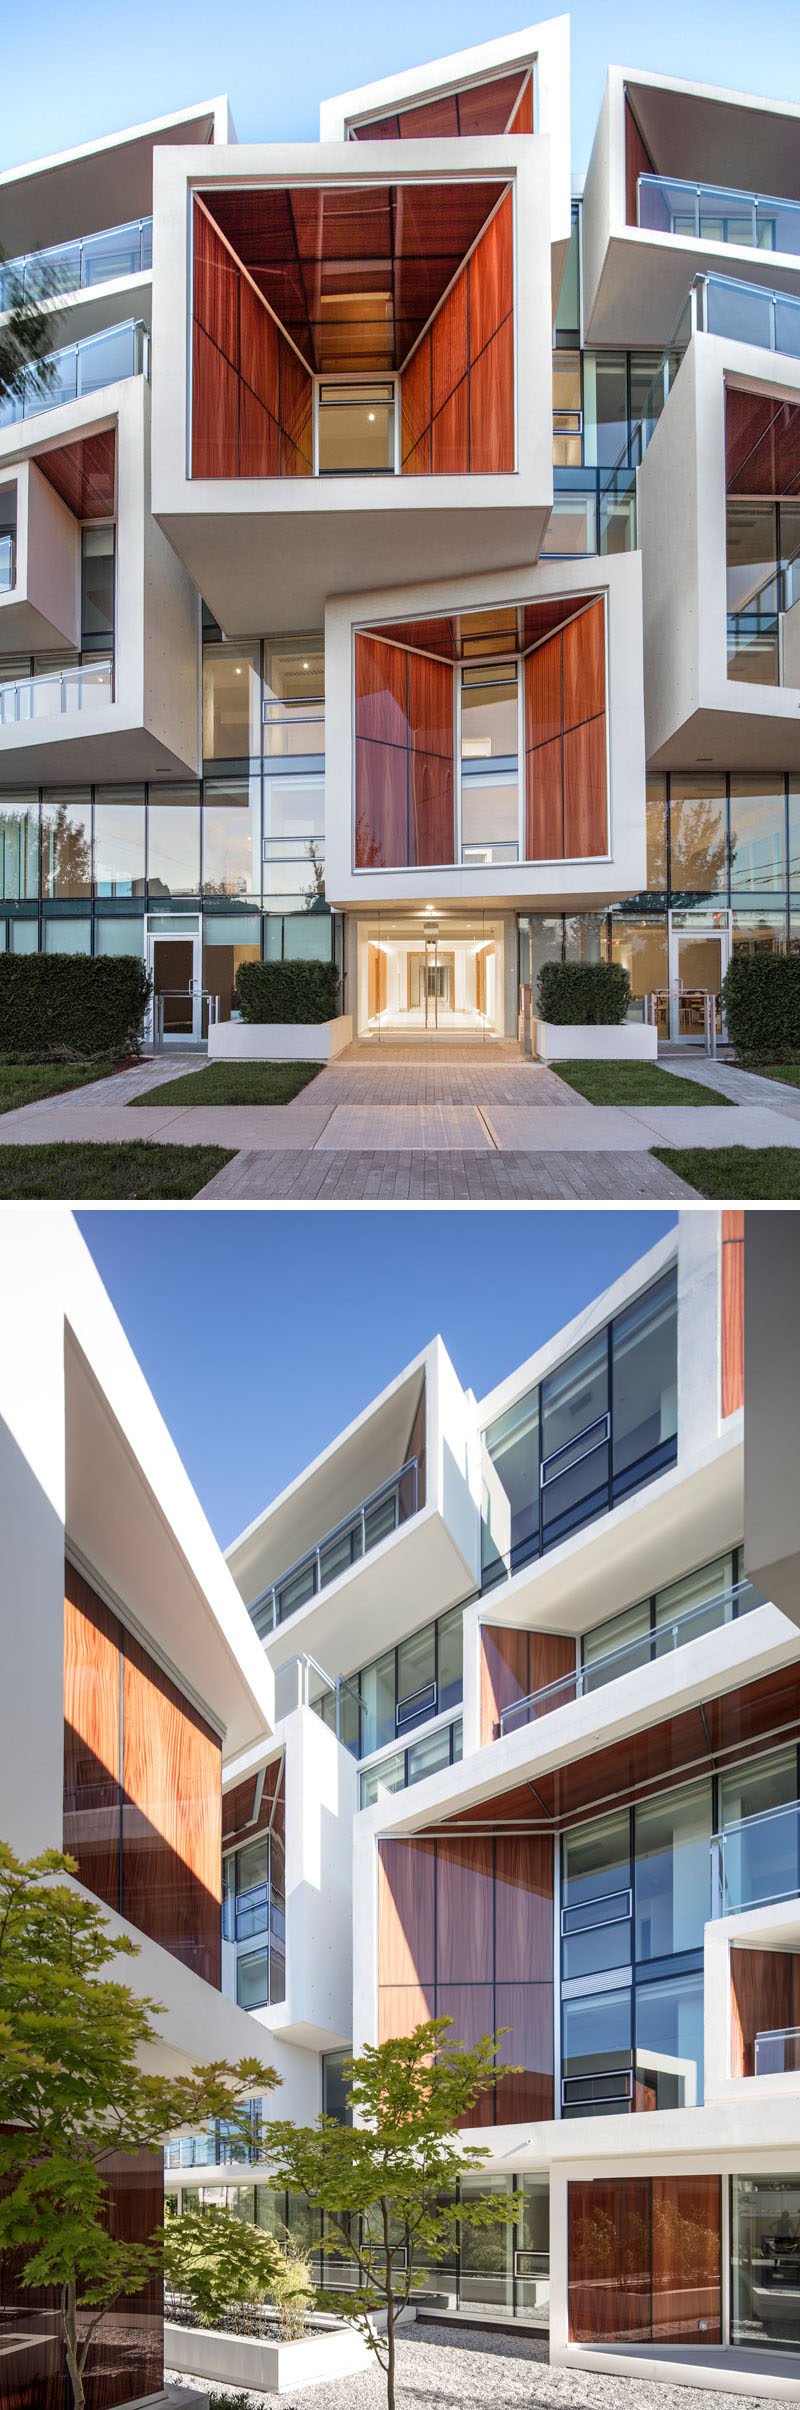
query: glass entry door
146 923 202 1044
668 915 731 1040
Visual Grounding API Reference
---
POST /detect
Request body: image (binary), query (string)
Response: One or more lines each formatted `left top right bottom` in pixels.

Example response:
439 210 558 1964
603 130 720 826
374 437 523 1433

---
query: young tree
0 252 65 407
163 2203 314 2337
0 1843 278 2410
261 2018 521 2410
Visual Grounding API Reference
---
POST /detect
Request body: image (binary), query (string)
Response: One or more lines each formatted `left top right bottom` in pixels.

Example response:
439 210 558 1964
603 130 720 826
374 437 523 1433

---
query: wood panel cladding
507 73 534 136
730 1945 800 2076
524 599 607 862
223 1757 284 1856
625 93 656 228
480 1623 575 1743
354 632 454 867
569 2176 721 2345
0 2150 163 2410
191 197 312 479
721 1209 745 1419
377 1830 554 2122
63 1561 222 1988
401 190 514 475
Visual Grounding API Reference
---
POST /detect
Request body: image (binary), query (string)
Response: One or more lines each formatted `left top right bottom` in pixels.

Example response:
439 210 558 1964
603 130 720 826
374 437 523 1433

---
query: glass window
438 1606 463 1714
646 779 668 892
461 664 517 760
282 912 333 960
554 207 580 342
726 501 778 615
731 2175 800 2352
81 525 114 647
582 1597 651 1688
93 786 145 897
669 778 727 896
43 916 91 953
563 912 605 964
541 1329 609 1545
322 2049 353 2125
481 1387 540 1583
634 1782 712 1962
202 644 261 759
0 792 38 899
41 791 92 898
730 778 786 894
612 1267 677 1492
733 908 785 957
407 1725 453 1785
610 916 668 1010
264 777 326 904
236 1950 269 2010
552 352 582 467
202 776 260 898
317 382 395 475
94 916 143 955
562 1988 632 2114
358 1653 396 1758
147 786 201 897
582 353 628 469
203 914 260 1022
264 640 324 756
653 1553 735 1648
562 1809 632 1979
11 917 38 952
360 1751 405 1808
635 1972 704 2109
719 1746 800 1913
396 1624 436 1725
461 775 518 865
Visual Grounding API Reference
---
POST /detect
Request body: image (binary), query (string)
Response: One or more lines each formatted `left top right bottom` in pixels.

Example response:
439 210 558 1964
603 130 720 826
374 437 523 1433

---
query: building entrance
357 912 507 1041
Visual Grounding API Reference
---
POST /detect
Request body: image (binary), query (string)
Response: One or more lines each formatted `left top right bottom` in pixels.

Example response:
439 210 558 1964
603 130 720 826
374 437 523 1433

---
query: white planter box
165 2315 371 2396
208 1014 352 1064
534 1018 658 1062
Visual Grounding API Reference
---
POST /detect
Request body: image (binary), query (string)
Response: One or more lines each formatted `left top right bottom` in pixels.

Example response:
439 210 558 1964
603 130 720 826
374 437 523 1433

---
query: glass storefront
731 2177 800 2352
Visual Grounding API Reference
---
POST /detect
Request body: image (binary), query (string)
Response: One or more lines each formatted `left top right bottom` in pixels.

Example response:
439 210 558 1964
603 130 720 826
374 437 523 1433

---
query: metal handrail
540 1411 610 1489
637 172 800 252
498 1576 759 1737
153 989 220 1049
0 657 113 723
275 1648 365 1743
710 1794 800 1917
250 1456 419 1637
0 317 150 429
754 2026 800 2076
0 217 153 309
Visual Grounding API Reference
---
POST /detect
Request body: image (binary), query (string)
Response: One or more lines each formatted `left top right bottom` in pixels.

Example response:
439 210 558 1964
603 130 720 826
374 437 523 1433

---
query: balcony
0 218 153 316
638 174 800 262
0 657 113 726
0 318 149 429
249 1457 421 1640
499 1575 761 1738
728 542 800 688
712 1798 800 1918
0 533 14 591
631 275 800 478
754 2027 800 2076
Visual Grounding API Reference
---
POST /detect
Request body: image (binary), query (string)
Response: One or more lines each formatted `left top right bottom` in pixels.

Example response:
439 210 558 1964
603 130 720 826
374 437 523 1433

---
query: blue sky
3 1 800 181
78 1209 675 1549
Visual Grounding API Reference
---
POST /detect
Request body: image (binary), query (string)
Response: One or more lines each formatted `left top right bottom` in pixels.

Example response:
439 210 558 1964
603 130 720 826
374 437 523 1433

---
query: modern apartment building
3 1208 800 2397
3 23 800 1041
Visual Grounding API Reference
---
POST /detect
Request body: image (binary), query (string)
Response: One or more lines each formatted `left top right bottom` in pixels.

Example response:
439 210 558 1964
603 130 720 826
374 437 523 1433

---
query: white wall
744 1213 800 1626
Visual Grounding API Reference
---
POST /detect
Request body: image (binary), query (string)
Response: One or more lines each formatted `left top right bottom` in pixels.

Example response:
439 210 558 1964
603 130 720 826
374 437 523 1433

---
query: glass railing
0 220 152 313
0 657 113 724
727 540 800 686
711 1798 800 1917
0 534 15 591
499 1576 762 1738
624 274 800 482
638 173 800 261
0 318 149 429
164 2103 263 2169
250 1457 421 1640
544 464 637 558
754 2027 800 2076
359 1714 463 1808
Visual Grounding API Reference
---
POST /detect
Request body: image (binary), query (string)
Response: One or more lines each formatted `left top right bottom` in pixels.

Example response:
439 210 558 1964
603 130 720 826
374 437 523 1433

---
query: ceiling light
303 661 309 670
235 666 242 676
368 411 375 422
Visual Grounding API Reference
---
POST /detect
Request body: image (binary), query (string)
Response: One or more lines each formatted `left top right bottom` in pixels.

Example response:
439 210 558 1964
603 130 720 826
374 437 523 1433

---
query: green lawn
0 1060 117 1114
552 1060 732 1107
744 1062 800 1091
0 1142 235 1199
130 1060 322 1108
652 1146 800 1199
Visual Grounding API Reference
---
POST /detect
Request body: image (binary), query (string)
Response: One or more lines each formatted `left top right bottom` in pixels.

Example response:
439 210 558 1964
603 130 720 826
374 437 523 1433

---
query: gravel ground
166 2319 759 2410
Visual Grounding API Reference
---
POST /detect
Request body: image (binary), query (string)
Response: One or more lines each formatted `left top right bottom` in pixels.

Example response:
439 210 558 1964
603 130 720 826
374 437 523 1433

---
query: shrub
721 954 800 1061
236 959 341 1026
0 953 150 1060
537 960 630 1026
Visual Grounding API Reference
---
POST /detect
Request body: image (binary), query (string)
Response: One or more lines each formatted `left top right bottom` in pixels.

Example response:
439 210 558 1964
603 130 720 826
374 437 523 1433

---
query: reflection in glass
202 913 260 1020
41 791 92 898
562 1988 632 2114
202 776 260 897
317 383 395 475
81 526 114 646
611 1269 677 1492
731 2175 800 2352
481 1387 540 1584
635 1784 712 1962
43 917 91 952
147 786 201 897
562 1809 631 1980
635 1973 704 2108
730 778 786 893
669 778 727 894
94 787 145 896
541 1330 609 1546
719 1746 800 1912
202 644 261 759
0 792 38 899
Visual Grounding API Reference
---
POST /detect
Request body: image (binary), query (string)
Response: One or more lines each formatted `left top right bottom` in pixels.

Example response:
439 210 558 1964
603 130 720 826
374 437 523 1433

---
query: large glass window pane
94 786 145 897
437 1606 463 1714
719 1746 800 1913
147 785 201 897
634 1781 712 1961
562 1809 631 1979
461 775 518 865
263 777 326 906
653 1552 735 1648
562 1988 632 2114
282 912 333 960
81 526 114 648
407 1725 452 1785
635 1973 704 2109
733 908 785 957
202 644 261 759
0 792 38 899
610 916 668 1018
11 917 38 952
461 665 517 759
459 2173 514 2309
322 2050 353 2125
541 1330 609 1544
43 917 91 953
317 382 394 475
582 1597 652 1689
552 351 582 467
94 916 143 955
646 779 668 891
202 912 260 1022
202 775 260 898
396 1624 436 1726
481 1387 540 1583
360 1751 405 1808
669 778 727 897
358 1651 396 1758
726 502 778 615
731 2176 800 2353
612 1268 678 1491
582 353 628 470
41 792 92 898
730 778 786 895
263 640 324 757
236 1950 269 2010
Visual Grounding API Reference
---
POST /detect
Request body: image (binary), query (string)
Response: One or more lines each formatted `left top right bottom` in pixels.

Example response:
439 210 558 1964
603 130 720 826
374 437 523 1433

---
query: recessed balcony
0 318 149 430
249 1456 421 1639
638 173 800 261
713 1798 800 1920
0 216 153 312
498 1573 762 1739
0 655 113 724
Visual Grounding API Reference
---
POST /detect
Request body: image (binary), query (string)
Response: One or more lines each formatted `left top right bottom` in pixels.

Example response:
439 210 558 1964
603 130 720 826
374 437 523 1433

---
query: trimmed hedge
537 960 630 1026
236 959 341 1026
0 953 151 1060
721 954 800 1061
